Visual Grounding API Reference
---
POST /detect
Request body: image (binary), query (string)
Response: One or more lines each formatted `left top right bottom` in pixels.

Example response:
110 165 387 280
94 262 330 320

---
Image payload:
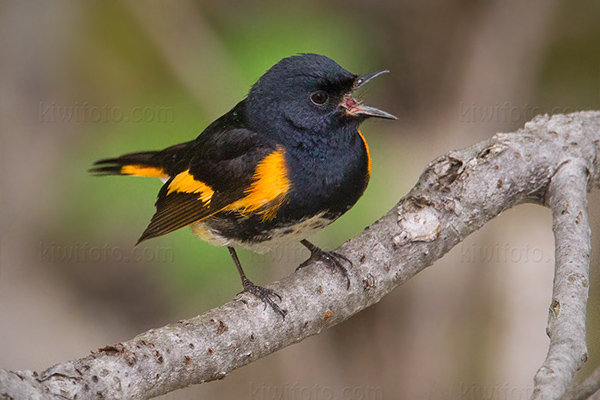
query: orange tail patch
121 164 169 178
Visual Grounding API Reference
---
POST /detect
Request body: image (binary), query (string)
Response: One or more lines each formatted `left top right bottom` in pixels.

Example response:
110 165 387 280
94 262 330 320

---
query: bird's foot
297 242 351 289
241 278 287 319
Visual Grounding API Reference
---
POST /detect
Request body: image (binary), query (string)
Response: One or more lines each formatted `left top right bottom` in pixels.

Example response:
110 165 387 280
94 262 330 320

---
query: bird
90 53 396 318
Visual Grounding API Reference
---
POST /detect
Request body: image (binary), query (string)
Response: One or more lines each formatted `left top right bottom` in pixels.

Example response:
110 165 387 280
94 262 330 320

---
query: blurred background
1 0 599 399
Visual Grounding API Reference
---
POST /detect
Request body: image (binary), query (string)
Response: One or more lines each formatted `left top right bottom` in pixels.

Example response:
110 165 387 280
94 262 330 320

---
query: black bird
90 54 396 317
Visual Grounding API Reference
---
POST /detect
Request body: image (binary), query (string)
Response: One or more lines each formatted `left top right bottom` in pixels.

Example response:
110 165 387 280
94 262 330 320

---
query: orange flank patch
357 130 371 178
225 147 291 221
167 170 214 204
121 164 168 178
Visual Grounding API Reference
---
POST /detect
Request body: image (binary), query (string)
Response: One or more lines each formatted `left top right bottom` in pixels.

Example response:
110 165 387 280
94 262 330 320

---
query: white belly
190 213 331 254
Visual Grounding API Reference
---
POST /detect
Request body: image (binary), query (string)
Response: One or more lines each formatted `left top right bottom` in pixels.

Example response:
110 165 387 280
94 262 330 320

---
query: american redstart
90 54 396 318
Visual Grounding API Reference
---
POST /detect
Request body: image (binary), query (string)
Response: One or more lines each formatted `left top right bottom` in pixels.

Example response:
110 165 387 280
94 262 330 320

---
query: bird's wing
138 128 291 243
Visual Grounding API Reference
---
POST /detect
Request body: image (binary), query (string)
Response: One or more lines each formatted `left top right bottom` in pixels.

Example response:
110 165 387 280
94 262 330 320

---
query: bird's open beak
340 70 397 120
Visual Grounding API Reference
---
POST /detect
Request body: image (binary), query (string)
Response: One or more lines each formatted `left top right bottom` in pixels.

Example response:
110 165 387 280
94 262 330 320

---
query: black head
245 54 395 140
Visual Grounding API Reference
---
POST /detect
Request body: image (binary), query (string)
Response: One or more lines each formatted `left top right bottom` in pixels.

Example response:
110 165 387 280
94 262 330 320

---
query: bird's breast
282 130 370 220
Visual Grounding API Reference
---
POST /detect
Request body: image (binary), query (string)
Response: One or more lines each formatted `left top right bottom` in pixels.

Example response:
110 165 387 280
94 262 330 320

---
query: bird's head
246 54 396 138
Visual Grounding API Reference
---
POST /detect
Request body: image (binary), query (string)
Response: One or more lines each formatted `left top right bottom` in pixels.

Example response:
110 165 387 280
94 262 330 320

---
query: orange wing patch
225 147 291 221
121 164 168 178
167 169 214 204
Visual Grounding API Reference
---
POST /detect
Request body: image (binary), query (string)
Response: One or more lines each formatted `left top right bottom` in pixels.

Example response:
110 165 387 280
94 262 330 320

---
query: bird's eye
310 91 329 105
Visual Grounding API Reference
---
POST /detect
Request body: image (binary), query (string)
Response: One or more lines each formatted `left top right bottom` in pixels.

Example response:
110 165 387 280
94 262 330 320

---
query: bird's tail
89 142 192 178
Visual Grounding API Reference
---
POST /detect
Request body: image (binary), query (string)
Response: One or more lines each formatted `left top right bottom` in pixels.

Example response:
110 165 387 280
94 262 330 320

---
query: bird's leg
297 240 351 289
228 247 286 318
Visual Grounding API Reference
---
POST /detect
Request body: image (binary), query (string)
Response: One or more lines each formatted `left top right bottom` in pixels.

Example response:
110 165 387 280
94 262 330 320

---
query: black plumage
90 54 396 317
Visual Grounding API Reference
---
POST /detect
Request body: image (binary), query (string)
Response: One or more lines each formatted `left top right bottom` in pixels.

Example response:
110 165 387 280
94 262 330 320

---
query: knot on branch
394 197 441 247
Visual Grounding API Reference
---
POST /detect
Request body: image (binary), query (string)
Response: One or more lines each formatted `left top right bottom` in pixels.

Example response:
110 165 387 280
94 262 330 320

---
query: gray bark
1 111 599 400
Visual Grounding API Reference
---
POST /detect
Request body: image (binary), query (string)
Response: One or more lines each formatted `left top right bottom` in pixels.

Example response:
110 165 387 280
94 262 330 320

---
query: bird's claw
297 248 352 289
241 279 287 319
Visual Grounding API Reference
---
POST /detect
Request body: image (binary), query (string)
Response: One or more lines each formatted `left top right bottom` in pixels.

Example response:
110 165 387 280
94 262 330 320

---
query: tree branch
2 111 599 400
533 157 592 399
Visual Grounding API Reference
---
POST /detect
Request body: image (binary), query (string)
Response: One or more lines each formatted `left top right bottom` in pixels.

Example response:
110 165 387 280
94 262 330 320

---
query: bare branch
1 111 599 400
533 158 592 399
